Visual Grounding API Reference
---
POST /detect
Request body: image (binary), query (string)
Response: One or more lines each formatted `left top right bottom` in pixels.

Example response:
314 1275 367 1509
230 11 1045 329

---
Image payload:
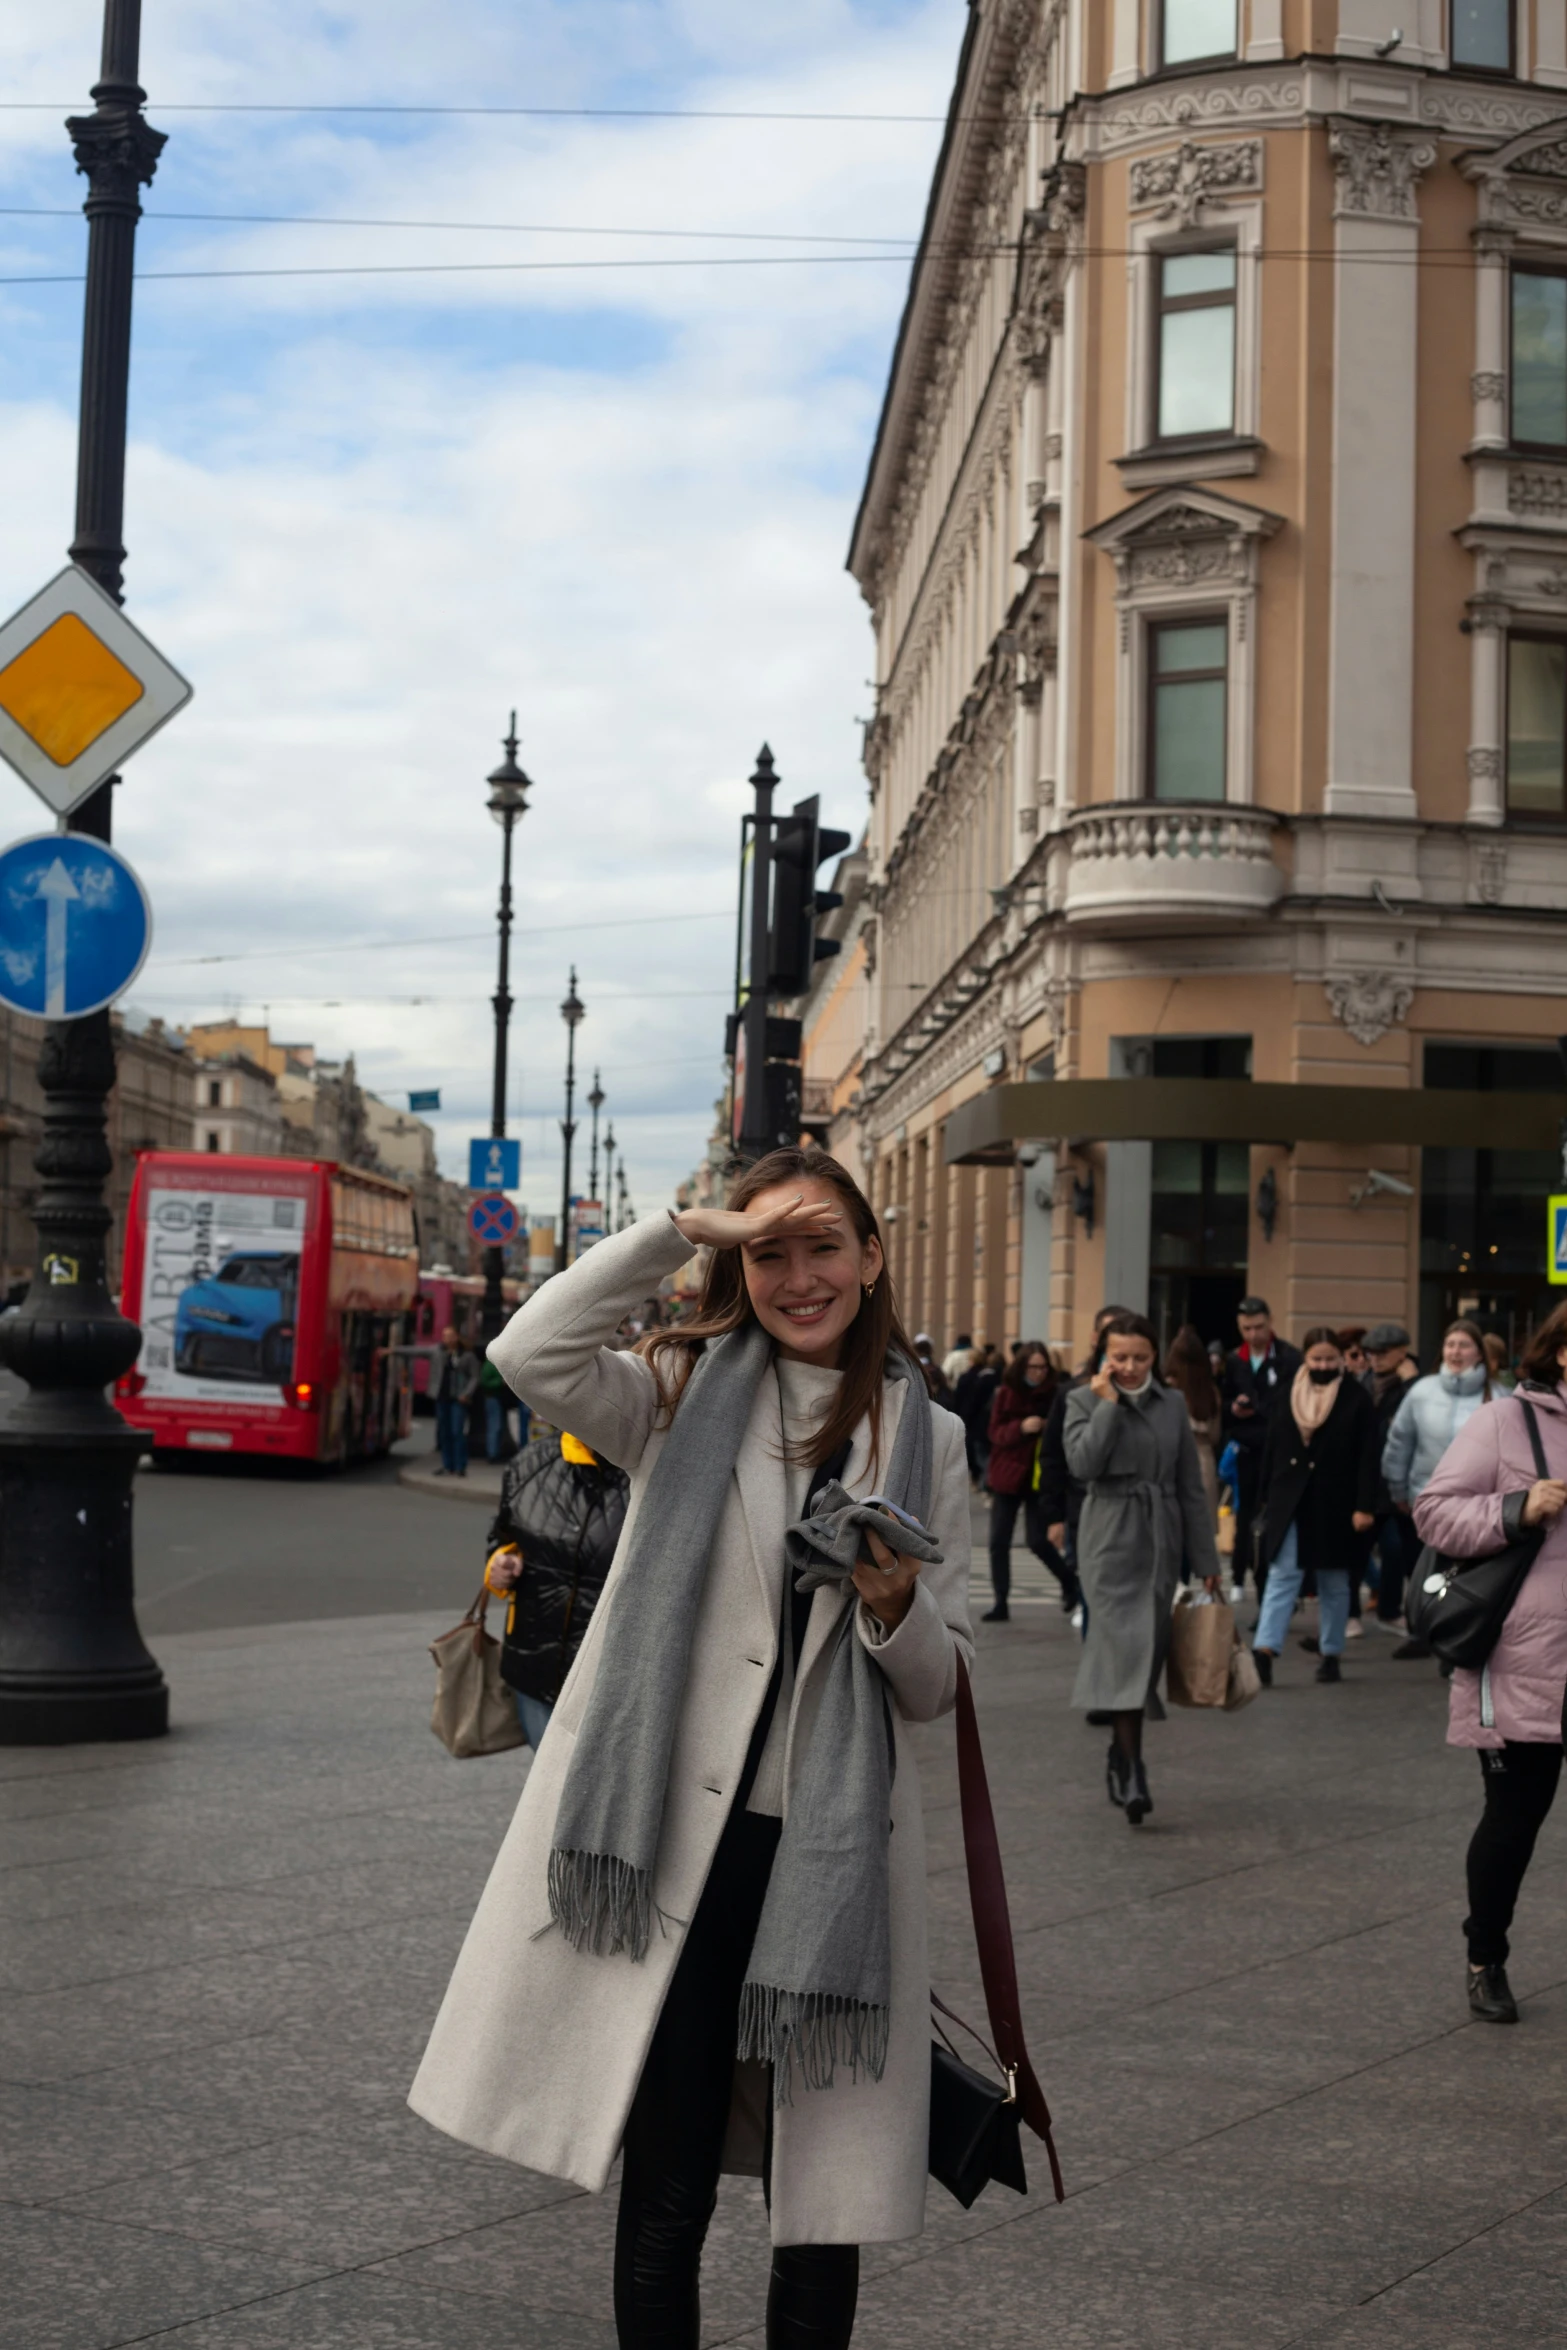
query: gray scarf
546 1321 935 2101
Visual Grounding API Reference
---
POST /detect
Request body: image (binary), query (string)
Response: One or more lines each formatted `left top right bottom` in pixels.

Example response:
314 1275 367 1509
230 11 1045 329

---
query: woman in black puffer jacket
483 1431 629 1748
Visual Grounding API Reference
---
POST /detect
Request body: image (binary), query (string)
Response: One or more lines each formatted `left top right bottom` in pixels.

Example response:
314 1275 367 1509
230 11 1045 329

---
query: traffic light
767 795 852 997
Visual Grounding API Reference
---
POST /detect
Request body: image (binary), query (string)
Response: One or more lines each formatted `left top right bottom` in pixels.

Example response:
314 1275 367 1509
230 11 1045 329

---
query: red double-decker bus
116 1152 419 1465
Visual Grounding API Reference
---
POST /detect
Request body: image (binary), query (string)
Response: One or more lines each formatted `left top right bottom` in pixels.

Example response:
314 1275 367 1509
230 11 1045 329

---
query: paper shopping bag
1166 1591 1235 1709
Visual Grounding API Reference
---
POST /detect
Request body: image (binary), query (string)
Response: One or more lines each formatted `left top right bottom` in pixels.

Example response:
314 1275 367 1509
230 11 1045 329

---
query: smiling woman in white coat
408 1145 974 2350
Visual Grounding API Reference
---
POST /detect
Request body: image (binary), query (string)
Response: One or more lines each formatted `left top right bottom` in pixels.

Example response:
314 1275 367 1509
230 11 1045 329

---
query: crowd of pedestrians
942 1289 1567 2030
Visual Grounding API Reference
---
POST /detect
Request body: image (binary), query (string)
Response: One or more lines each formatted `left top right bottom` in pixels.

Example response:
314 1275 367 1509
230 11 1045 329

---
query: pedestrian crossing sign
1550 1196 1567 1286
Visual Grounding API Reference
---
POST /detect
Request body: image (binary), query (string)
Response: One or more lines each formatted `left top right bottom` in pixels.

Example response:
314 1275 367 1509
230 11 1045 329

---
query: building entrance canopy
943 1080 1567 1166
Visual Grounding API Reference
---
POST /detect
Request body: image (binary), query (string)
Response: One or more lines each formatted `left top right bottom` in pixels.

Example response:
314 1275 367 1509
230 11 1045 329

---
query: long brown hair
640 1146 916 1472
1163 1323 1218 1421
1520 1299 1567 1387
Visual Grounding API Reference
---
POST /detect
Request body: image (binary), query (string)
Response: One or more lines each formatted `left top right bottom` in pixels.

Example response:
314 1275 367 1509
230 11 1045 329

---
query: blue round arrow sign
0 831 152 1020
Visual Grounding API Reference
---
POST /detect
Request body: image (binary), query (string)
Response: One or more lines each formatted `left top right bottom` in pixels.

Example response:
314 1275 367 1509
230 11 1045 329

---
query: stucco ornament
1328 118 1437 222
1324 971 1414 1048
1129 139 1263 225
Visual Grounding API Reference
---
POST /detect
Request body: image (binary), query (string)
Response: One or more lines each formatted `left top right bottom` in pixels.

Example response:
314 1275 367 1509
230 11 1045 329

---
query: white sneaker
1345 1618 1364 1640
1069 1604 1085 1634
1227 1583 1244 1606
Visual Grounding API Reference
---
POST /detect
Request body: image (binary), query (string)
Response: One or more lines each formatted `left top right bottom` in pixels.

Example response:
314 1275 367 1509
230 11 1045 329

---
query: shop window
1421 1045 1559 1366
1451 0 1514 74
1506 635 1567 816
1159 0 1238 67
1154 248 1237 442
1147 1038 1252 1350
206 1131 221 1152
1511 268 1567 449
1148 619 1229 801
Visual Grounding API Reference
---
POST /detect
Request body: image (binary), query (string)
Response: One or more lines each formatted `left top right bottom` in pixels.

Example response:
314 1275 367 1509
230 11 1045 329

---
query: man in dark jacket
483 1431 629 1747
434 1325 480 1478
1222 1296 1302 1598
1362 1319 1422 1636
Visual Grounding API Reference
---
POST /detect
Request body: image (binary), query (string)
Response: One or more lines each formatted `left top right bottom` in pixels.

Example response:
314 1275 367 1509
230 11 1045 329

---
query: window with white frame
1512 266 1567 449
1507 635 1567 817
1154 248 1237 442
1451 0 1514 74
1147 619 1229 801
1159 0 1238 67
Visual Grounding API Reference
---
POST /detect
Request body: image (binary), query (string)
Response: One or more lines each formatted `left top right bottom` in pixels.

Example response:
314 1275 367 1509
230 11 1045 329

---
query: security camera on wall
1349 1168 1415 1208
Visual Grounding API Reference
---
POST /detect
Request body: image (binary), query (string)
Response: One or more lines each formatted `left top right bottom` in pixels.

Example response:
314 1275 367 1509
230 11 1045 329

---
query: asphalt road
132 1422 491 1639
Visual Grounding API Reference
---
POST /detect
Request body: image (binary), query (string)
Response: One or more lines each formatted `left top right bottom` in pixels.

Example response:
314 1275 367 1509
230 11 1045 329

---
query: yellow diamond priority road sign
0 565 192 817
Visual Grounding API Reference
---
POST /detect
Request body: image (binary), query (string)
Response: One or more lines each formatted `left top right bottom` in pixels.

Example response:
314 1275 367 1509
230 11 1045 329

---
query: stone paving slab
2 1604 1565 2347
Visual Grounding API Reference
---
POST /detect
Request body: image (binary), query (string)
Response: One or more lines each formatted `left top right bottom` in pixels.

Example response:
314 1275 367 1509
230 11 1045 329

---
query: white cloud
0 0 962 1211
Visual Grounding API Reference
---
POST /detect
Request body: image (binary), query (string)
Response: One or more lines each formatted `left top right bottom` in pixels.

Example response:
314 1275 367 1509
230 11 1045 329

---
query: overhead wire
151 906 735 967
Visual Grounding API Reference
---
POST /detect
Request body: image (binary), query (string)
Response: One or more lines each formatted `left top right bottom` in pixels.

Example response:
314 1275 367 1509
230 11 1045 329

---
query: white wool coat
408 1217 975 2247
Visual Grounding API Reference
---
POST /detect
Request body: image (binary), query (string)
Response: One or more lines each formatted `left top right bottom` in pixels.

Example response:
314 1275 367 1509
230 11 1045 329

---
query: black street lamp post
482 716 531 1348
601 1122 615 1235
556 970 584 1272
587 1070 605 1207
0 0 169 1743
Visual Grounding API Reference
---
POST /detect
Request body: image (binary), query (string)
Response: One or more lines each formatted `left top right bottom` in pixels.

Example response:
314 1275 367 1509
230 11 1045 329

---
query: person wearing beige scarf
1250 1329 1380 1686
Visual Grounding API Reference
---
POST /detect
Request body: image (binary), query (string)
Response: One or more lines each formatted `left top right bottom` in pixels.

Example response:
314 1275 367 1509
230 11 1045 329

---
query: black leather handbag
1404 1397 1548 1670
928 1654 1064 2211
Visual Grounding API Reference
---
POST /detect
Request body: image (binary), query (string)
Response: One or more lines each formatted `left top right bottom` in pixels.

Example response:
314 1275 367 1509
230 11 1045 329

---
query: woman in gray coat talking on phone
1064 1312 1220 1826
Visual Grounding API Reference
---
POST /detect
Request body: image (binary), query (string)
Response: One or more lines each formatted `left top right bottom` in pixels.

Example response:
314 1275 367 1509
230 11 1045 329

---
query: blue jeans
515 1692 552 1750
1254 1522 1351 1657
484 1392 509 1460
436 1395 468 1475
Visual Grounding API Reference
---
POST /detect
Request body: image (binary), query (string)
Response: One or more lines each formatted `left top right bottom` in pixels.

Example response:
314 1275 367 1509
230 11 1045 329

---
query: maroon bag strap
953 1650 1065 2201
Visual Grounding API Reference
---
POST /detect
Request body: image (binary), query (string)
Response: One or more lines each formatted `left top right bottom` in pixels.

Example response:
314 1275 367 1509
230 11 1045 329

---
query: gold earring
863 1281 877 1301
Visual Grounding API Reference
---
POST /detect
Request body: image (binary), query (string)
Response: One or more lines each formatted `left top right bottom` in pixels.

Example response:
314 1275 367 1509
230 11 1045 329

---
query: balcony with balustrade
1058 802 1283 931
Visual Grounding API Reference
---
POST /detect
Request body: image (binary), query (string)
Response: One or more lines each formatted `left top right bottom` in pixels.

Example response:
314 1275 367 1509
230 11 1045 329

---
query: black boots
1125 1758 1152 1827
1106 1744 1129 1808
1315 1656 1342 1684
1468 1963 1519 2024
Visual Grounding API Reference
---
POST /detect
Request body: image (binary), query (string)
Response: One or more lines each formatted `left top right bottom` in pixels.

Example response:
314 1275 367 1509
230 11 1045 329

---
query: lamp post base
0 1414 165 1746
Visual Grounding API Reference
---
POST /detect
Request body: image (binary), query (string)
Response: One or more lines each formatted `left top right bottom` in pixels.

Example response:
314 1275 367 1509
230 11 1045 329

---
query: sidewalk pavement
6 1602 1567 2349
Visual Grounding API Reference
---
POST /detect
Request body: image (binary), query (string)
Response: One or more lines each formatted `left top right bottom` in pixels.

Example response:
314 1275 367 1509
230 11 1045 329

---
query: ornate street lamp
0 0 169 1742
482 715 531 1347
587 1070 605 1207
556 969 585 1271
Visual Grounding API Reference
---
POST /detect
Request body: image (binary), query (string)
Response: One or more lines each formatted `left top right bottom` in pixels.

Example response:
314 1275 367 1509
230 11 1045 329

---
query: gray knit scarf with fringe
546 1319 935 2103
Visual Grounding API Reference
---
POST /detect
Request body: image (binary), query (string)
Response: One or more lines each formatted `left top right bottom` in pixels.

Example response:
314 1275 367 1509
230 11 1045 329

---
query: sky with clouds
0 0 961 1219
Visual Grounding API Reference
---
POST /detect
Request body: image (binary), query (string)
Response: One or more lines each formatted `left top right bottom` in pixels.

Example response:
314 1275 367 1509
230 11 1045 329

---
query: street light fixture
0 0 169 1743
481 713 531 1347
557 969 585 1272
587 1069 605 1206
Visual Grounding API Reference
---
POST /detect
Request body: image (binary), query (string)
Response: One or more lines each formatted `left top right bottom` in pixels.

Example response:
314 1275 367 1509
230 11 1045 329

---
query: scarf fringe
548 1846 651 1961
737 1981 891 2105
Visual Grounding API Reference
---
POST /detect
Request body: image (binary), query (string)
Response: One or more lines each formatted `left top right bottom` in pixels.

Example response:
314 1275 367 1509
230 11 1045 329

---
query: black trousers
615 1806 859 2350
987 1489 1078 1609
1464 1741 1563 1966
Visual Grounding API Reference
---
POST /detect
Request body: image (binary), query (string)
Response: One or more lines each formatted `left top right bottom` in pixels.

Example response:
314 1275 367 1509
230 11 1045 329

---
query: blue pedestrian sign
469 1136 521 1191
0 830 151 1019
1550 1195 1567 1287
468 1191 522 1246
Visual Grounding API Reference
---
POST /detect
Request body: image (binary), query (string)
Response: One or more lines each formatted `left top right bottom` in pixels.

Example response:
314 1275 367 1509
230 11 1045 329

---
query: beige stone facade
830 0 1567 1369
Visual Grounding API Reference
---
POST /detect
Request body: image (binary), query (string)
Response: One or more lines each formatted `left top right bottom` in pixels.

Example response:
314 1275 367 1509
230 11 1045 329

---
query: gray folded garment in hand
785 1483 944 1593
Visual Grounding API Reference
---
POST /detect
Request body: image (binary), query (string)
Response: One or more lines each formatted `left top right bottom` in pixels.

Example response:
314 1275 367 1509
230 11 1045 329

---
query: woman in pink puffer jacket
1413 1303 1567 2028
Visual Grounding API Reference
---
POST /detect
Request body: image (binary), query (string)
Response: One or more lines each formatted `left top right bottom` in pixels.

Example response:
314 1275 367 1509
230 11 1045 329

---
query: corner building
840 0 1567 1368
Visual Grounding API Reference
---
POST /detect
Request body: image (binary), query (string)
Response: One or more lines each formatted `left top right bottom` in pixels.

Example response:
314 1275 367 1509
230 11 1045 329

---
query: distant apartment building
832 0 1567 1365
0 1007 194 1288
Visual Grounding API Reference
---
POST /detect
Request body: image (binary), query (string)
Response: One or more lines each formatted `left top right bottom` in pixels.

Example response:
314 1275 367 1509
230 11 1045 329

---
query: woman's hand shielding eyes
673 1196 842 1252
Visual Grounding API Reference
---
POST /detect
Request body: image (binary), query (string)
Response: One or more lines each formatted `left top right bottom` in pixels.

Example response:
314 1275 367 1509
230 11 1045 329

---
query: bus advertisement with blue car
117 1152 419 1463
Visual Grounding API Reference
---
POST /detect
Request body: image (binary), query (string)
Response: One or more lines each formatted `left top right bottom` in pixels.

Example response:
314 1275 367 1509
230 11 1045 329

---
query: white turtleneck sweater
746 1357 844 1817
